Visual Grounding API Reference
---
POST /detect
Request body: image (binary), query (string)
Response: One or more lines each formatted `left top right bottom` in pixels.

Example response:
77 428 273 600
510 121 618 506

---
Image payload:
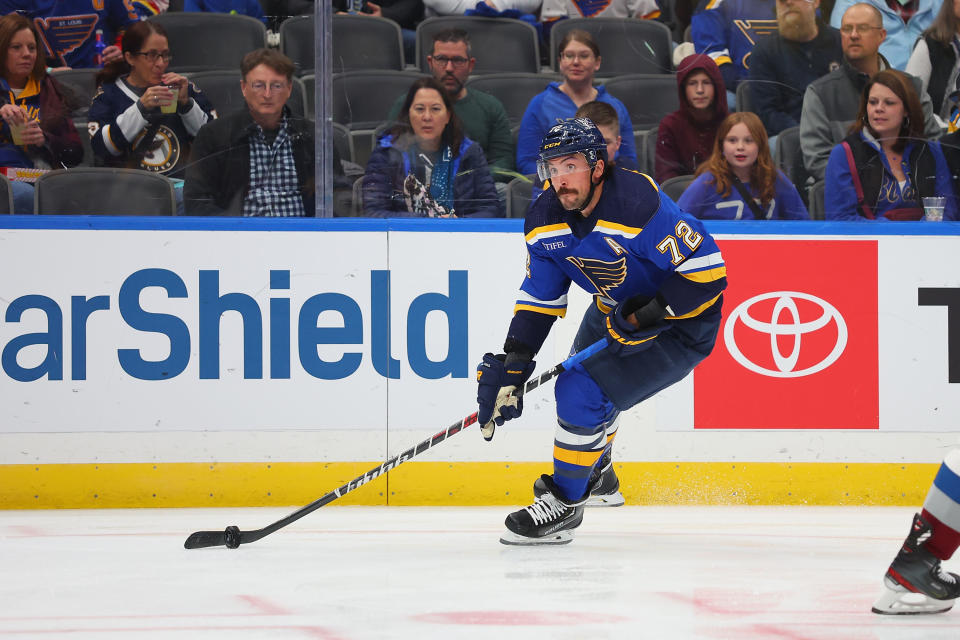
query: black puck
224 525 241 549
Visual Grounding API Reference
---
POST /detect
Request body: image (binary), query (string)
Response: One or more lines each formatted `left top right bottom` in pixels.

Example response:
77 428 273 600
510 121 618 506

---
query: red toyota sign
694 239 879 429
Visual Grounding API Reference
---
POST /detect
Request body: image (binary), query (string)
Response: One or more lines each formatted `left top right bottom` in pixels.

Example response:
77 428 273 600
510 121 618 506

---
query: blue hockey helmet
536 117 608 182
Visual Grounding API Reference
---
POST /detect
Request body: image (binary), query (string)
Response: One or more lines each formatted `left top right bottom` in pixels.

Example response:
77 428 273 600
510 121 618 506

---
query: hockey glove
604 294 670 357
476 352 536 441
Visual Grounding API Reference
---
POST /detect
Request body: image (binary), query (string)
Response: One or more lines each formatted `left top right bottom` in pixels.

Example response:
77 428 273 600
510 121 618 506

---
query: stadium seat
332 121 354 165
808 180 825 220
465 73 561 126
52 68 100 116
505 175 535 218
633 126 659 175
603 75 679 130
351 175 365 216
550 18 673 76
301 73 315 120
415 17 540 74
659 174 695 201
149 13 267 73
35 168 176 215
736 79 754 113
72 117 95 167
328 15 406 74
774 126 809 205
0 174 13 214
185 70 306 118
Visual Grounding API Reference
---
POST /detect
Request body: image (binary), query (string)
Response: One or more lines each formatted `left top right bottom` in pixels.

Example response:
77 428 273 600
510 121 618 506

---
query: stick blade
184 530 227 549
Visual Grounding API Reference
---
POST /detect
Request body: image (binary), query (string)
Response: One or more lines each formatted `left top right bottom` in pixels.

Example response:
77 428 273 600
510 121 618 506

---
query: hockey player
476 118 727 545
872 450 960 614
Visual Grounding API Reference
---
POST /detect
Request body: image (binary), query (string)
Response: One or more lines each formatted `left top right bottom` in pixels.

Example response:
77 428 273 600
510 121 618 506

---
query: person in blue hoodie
515 29 637 176
0 13 82 214
825 69 957 221
679 111 809 219
362 76 501 218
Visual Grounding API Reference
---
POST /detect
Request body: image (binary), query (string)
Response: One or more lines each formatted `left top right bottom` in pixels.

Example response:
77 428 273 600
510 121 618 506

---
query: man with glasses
748 0 843 137
830 0 939 71
0 0 142 68
185 49 316 216
800 2 939 181
387 29 515 182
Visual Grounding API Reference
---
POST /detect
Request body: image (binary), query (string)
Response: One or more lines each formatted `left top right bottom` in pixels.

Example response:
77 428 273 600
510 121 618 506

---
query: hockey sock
920 450 960 561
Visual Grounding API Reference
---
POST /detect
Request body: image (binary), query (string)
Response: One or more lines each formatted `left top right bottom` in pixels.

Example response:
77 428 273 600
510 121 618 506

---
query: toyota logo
723 292 848 378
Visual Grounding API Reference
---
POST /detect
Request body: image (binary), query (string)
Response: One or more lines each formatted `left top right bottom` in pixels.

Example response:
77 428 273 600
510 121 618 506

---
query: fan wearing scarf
362 76 501 218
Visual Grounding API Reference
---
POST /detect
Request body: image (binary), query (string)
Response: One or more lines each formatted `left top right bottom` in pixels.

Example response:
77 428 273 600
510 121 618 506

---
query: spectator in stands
185 49 314 216
749 0 843 137
363 76 500 217
540 0 660 21
423 0 541 15
516 29 637 175
906 0 960 125
655 54 728 183
678 112 809 219
261 0 314 31
387 29 515 182
0 13 82 214
333 0 424 65
691 0 778 100
183 0 267 23
824 69 957 220
88 20 216 202
0 0 142 68
800 2 940 181
575 101 623 168
830 0 939 71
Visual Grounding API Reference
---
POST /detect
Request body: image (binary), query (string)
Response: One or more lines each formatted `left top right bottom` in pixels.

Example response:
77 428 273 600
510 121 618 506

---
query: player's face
241 64 293 123
409 88 451 150
5 28 37 87
722 122 759 174
125 33 170 87
547 154 597 210
684 70 715 111
597 123 621 163
559 40 600 85
866 82 905 140
428 40 474 99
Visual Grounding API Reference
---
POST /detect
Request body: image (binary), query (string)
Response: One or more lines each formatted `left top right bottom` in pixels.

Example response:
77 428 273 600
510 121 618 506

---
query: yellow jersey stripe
525 223 570 244
678 266 728 284
665 294 722 320
514 303 567 317
594 220 643 238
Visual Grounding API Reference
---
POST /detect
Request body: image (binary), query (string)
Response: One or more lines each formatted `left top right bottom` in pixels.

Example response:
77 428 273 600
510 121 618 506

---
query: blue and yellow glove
476 352 535 441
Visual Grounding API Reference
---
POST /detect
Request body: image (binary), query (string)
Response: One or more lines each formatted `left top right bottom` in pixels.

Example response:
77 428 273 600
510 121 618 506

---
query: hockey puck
224 525 241 549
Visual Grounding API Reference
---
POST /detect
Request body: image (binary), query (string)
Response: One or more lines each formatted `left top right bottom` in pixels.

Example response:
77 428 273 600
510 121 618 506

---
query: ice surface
2 505 959 639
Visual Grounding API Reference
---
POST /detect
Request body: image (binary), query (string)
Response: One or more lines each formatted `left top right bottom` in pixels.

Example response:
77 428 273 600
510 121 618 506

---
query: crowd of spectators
2 0 959 221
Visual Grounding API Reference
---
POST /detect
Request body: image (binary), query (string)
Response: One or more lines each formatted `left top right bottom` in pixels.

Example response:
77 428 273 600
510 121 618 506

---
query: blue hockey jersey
678 170 810 220
509 167 727 353
0 0 142 68
691 0 778 89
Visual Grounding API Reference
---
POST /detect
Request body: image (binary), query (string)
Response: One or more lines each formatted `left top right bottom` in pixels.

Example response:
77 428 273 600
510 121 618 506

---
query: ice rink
3 505 960 639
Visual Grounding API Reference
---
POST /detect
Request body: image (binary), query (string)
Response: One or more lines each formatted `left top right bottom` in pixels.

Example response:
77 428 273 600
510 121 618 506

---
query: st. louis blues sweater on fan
88 78 215 177
0 0 143 68
691 0 778 89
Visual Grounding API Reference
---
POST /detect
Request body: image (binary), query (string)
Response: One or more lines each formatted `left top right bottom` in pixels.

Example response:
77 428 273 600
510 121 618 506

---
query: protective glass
536 156 591 182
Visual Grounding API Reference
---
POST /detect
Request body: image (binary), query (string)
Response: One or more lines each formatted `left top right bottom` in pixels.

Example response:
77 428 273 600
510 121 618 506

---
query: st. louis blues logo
566 255 627 297
34 15 99 64
570 0 614 17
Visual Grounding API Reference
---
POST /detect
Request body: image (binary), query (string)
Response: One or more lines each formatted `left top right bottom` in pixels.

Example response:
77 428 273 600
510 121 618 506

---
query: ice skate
501 474 585 546
533 454 625 507
872 513 960 615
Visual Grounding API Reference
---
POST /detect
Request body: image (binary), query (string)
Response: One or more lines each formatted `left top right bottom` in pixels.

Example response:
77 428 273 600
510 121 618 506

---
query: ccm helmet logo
723 291 847 378
543 141 562 148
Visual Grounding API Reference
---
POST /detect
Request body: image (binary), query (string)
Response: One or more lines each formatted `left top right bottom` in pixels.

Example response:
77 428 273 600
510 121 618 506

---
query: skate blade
871 578 955 615
586 491 625 507
499 529 574 546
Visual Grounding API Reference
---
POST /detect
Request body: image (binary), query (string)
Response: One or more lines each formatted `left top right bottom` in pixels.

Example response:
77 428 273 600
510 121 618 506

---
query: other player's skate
872 513 960 615
501 474 585 546
533 453 625 507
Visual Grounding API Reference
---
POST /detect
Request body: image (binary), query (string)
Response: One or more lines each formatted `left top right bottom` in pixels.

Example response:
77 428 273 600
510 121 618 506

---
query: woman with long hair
515 29 637 176
906 0 960 123
88 20 215 182
0 13 82 214
678 112 809 219
825 69 957 221
362 76 500 217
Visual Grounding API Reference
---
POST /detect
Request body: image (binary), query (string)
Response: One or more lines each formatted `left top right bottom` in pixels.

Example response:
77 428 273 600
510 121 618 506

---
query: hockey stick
183 337 608 550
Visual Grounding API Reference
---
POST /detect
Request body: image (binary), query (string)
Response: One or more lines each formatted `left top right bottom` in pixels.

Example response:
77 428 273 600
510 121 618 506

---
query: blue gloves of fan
476 352 536 441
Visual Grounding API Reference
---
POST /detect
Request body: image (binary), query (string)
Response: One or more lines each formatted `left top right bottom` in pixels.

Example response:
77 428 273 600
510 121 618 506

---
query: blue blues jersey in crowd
0 0 142 68
511 167 727 352
691 0 777 88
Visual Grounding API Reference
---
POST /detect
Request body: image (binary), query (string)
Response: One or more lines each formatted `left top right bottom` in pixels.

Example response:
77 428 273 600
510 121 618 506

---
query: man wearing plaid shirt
185 49 315 216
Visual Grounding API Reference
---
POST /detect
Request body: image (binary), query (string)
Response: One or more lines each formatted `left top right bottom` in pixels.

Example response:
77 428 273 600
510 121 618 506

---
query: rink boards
0 217 957 508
